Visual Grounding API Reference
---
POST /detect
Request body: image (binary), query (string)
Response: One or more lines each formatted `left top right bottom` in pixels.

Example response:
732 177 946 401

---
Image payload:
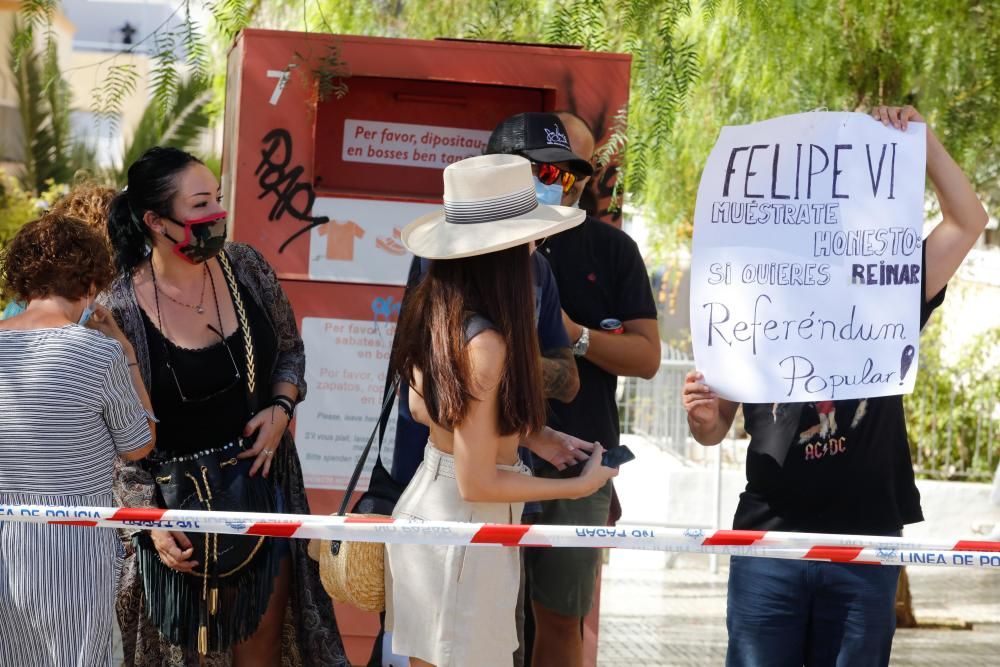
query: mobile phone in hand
555 444 635 478
601 445 635 468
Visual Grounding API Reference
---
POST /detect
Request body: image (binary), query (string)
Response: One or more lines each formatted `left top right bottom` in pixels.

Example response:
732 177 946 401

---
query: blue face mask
78 301 96 326
534 177 564 206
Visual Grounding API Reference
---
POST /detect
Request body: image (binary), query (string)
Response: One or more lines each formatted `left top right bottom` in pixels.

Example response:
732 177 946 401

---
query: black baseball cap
486 112 594 177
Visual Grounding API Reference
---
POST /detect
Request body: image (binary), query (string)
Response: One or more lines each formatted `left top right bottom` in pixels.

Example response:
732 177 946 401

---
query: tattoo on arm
541 348 580 404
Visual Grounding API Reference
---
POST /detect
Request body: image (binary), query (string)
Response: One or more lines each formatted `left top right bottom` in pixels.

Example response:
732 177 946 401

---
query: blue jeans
726 556 900 667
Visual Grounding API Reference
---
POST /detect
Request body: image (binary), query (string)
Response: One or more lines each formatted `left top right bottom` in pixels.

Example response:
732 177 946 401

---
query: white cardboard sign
295 317 398 490
691 112 927 403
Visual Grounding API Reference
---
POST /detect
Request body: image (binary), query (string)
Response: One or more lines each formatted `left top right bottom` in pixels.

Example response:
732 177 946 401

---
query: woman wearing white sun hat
385 154 619 667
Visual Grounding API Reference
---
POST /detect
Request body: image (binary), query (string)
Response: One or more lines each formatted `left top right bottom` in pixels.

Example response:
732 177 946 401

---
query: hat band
444 187 538 225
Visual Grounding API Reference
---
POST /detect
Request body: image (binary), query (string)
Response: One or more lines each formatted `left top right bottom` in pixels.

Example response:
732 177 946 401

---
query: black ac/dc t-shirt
734 251 946 536
540 216 658 453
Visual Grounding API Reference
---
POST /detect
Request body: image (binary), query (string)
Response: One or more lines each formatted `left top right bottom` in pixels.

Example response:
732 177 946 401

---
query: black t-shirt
734 253 945 536
540 216 658 452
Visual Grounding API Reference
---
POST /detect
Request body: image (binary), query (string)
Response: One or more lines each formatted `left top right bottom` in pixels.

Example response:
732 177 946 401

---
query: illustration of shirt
317 220 365 260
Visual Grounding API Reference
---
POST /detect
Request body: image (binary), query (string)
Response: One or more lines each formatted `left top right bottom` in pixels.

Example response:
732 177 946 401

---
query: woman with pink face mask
104 147 346 667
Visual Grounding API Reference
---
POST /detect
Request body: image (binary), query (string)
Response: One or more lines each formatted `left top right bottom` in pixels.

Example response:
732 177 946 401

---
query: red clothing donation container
221 28 631 665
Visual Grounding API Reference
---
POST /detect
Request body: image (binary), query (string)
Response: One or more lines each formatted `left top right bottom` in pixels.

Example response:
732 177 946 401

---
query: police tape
2 503 1000 569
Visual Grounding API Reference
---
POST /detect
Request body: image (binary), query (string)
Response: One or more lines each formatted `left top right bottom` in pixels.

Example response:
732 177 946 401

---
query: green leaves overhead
261 0 710 238
209 0 256 38
11 0 58 73
545 0 612 52
115 74 214 185
653 0 1000 252
151 30 181 123
10 24 94 193
93 63 139 133
17 1 1000 253
182 6 210 84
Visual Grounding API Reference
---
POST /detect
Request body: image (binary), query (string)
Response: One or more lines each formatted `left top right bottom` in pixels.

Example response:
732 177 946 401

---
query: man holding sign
684 106 988 666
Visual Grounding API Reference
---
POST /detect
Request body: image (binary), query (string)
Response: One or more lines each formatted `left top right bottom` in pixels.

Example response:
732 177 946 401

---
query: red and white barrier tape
2 504 999 569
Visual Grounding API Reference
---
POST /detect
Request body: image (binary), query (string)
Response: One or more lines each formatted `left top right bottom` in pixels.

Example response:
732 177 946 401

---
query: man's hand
871 104 924 129
871 105 989 301
682 370 738 446
683 370 721 428
523 426 595 470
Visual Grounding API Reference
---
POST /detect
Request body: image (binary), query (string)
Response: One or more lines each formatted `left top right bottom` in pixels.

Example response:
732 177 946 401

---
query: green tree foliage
0 174 66 309
252 0 1000 251
19 1 1000 245
10 26 96 193
0 174 45 245
656 0 1000 251
904 315 1000 481
10 0 58 67
113 75 214 185
258 0 705 220
15 1 240 134
9 18 212 191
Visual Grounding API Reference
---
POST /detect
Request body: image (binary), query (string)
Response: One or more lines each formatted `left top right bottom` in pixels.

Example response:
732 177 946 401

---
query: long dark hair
390 245 546 436
107 146 203 274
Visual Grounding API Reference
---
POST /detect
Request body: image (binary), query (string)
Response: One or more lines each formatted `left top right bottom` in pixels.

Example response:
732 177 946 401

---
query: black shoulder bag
344 375 405 518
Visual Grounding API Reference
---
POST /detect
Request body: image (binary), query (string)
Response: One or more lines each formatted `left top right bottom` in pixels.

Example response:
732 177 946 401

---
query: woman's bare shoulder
467 329 506 393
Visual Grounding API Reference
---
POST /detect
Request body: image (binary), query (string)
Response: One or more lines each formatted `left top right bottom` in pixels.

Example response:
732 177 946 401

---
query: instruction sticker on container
343 119 490 170
690 112 927 403
295 317 398 490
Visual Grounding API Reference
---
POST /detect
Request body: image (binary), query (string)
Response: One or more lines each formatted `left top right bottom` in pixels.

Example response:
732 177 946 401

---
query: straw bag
312 378 402 613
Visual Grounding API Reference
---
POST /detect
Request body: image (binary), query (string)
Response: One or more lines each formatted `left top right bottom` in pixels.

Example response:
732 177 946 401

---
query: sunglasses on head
534 163 578 193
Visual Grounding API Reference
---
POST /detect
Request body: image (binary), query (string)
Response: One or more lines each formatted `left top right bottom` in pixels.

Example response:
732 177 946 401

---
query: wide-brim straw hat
401 154 585 260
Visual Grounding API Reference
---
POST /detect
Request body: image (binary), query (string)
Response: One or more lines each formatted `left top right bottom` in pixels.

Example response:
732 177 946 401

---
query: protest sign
691 112 927 403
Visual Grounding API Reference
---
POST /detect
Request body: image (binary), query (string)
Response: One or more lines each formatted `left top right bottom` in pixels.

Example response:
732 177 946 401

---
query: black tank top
142 277 278 455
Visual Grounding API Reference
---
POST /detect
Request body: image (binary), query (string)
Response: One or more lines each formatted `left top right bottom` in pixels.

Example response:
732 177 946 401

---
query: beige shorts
385 443 528 667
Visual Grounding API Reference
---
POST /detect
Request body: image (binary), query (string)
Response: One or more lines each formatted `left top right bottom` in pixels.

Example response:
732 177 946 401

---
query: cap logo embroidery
544 125 569 148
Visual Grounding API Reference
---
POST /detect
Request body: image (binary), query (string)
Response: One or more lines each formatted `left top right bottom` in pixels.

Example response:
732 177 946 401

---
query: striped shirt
0 325 150 666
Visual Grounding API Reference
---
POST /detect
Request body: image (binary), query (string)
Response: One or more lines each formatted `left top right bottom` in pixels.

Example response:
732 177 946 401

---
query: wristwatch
572 326 590 357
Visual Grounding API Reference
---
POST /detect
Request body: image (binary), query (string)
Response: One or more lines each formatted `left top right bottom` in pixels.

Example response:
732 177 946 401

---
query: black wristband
271 396 294 420
273 393 297 408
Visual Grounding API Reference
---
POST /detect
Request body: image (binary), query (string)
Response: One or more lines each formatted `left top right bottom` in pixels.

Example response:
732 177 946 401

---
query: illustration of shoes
376 236 407 255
